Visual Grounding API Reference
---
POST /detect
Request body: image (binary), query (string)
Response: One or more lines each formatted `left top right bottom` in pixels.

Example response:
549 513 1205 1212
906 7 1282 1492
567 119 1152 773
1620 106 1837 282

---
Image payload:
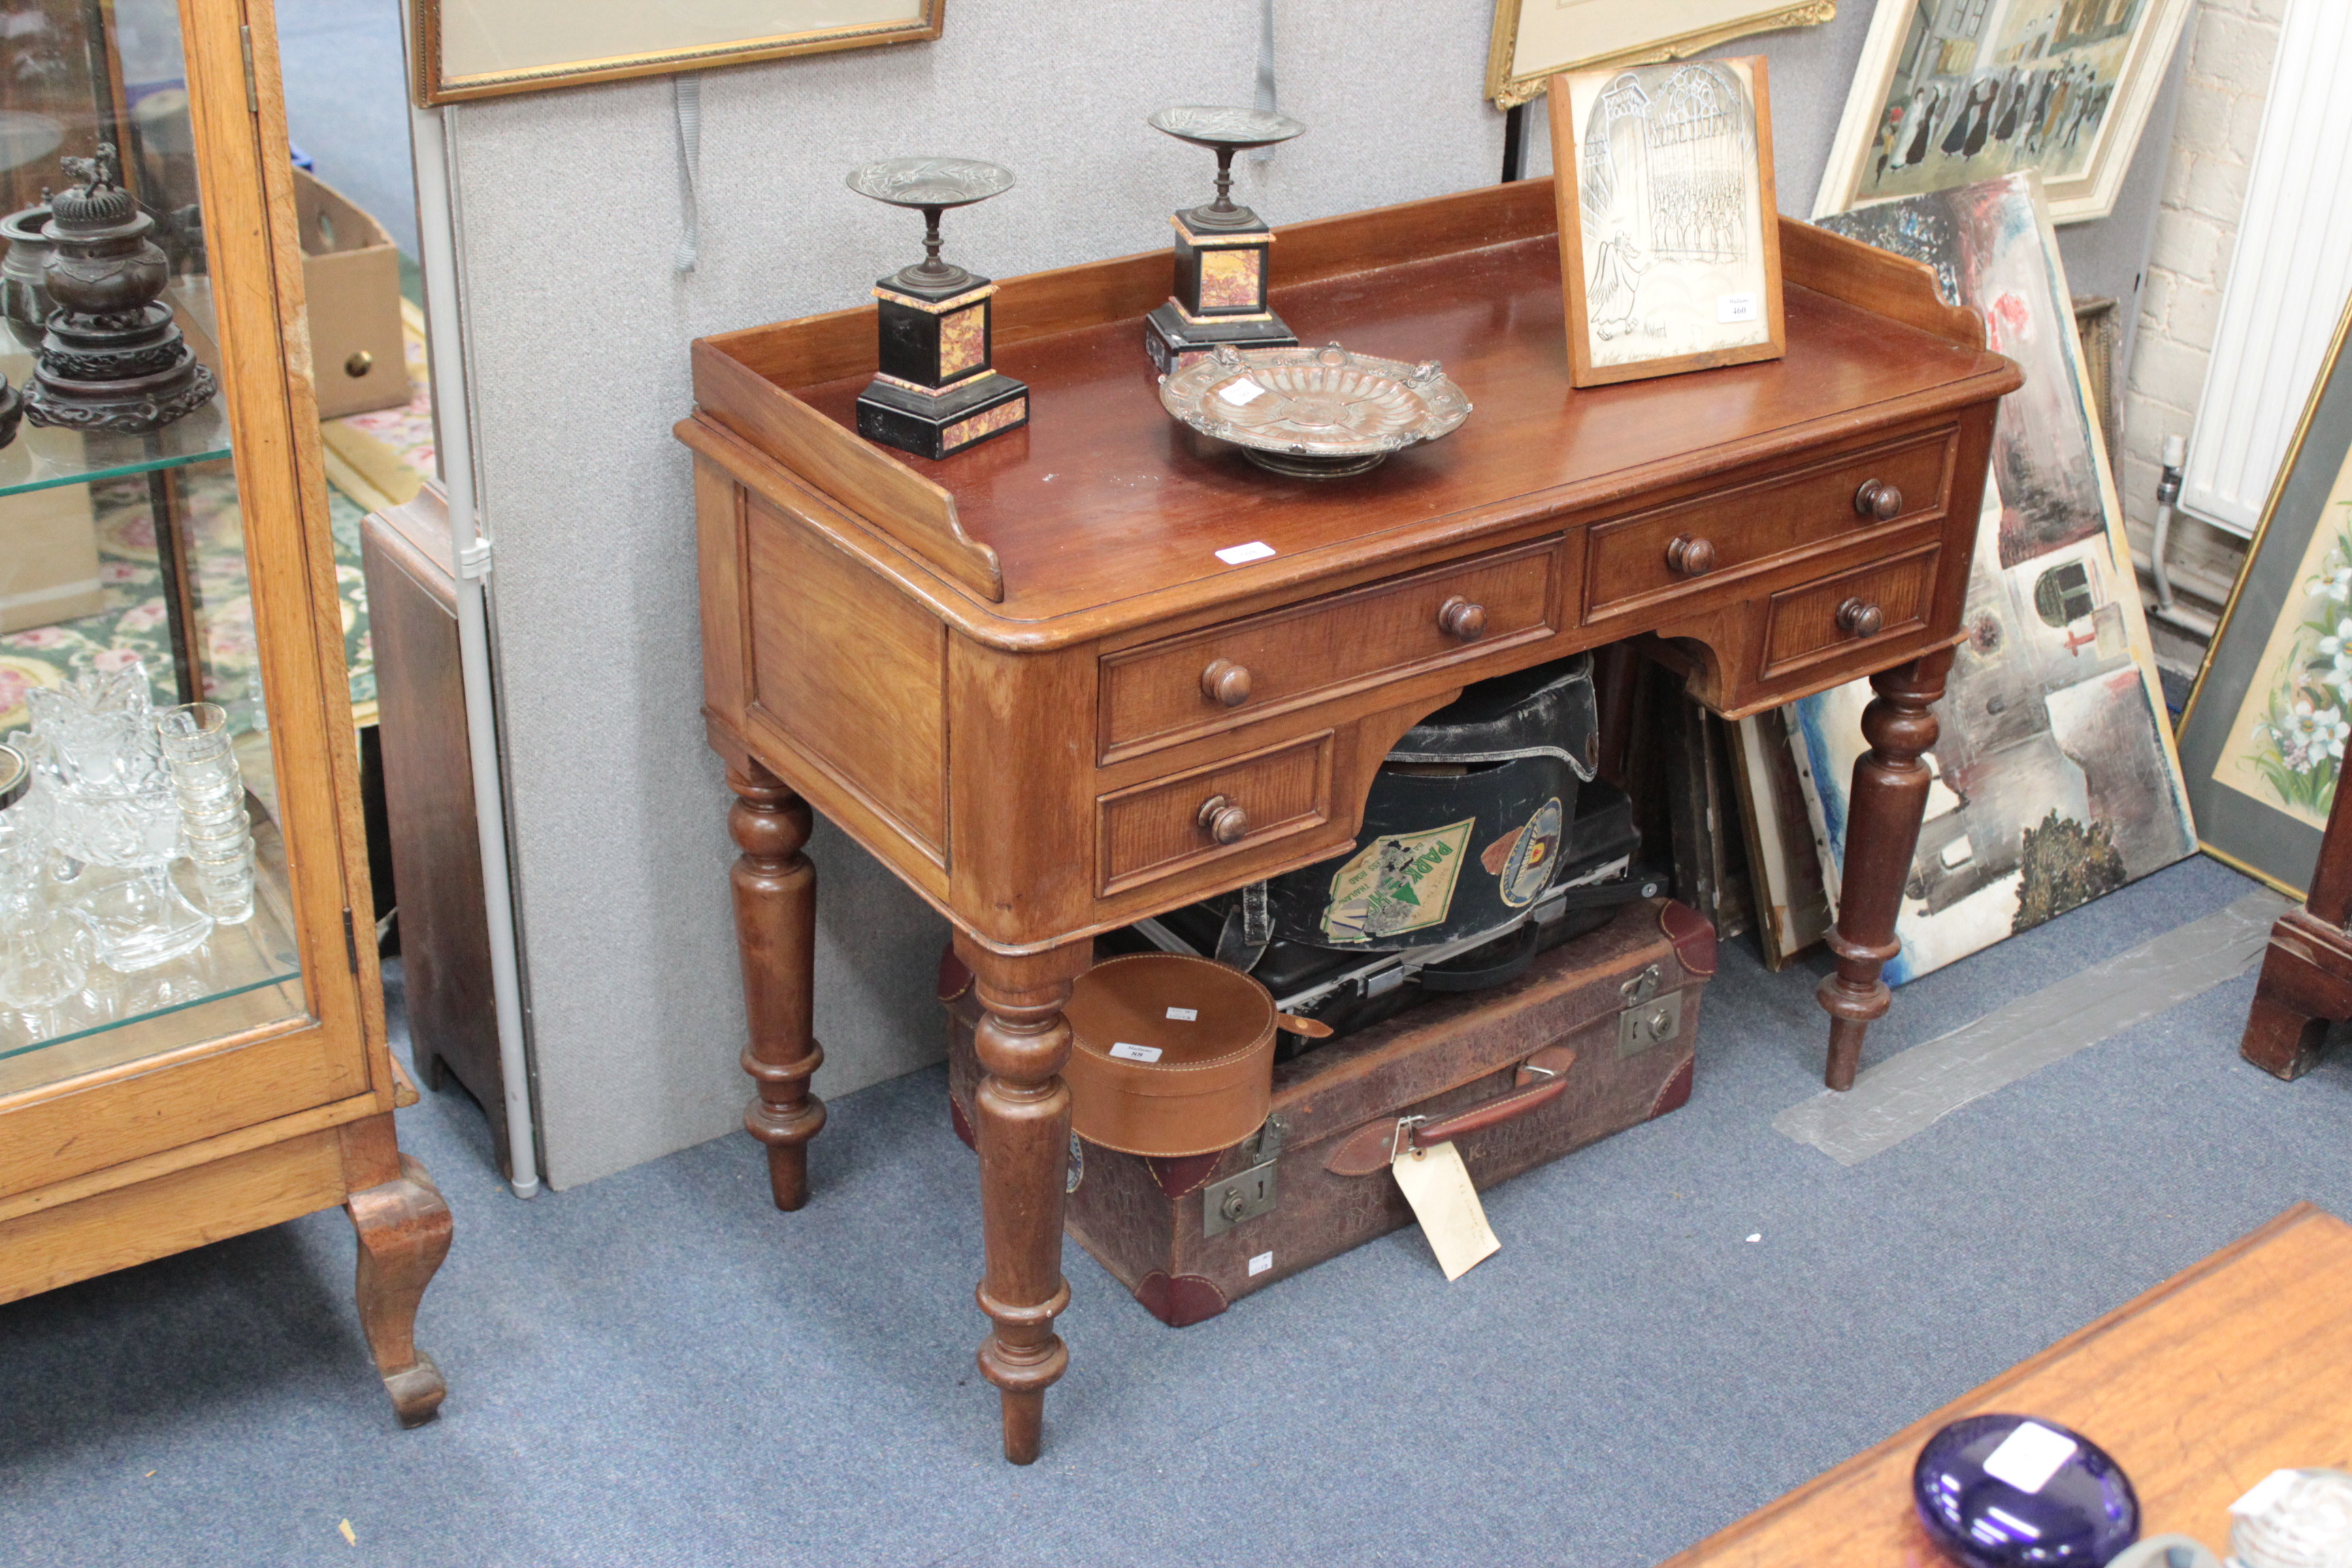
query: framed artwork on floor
1814 0 2192 225
1784 172 2194 984
2176 301 2352 897
407 0 944 104
1545 56 1785 389
1484 0 1835 108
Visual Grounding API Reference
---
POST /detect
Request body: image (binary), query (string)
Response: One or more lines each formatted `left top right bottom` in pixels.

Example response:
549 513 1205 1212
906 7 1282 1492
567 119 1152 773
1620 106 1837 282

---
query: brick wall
2118 0 2285 659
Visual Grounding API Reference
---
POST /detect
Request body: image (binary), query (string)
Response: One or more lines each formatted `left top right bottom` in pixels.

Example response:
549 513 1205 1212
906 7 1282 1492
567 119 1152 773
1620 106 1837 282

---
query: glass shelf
0 282 231 499
0 811 304 1096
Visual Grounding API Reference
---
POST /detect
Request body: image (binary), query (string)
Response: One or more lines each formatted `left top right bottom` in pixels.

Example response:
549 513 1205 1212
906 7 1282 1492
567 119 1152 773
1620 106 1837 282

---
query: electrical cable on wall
674 74 702 274
1252 0 1277 163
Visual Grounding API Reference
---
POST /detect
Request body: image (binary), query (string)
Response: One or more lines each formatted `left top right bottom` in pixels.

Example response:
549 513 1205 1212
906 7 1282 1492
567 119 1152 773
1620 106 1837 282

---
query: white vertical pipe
404 86 541 1199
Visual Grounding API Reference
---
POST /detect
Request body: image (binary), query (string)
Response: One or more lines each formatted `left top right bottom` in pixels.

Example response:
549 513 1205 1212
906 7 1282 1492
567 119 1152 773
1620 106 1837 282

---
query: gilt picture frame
1814 0 2192 226
407 0 945 105
1485 0 1835 109
1546 56 1786 389
2176 300 2352 898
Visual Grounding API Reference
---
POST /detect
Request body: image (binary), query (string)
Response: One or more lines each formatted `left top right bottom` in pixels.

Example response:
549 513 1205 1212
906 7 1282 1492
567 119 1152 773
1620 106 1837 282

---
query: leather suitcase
941 897 1714 1326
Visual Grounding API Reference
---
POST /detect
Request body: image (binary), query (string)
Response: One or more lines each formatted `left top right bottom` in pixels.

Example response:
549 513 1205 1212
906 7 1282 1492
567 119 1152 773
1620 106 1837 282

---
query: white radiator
2180 0 2352 538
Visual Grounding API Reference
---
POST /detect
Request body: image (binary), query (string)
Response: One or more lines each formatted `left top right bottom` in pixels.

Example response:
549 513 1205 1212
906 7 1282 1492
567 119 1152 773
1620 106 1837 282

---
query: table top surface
1663 1203 2352 1567
787 234 2012 624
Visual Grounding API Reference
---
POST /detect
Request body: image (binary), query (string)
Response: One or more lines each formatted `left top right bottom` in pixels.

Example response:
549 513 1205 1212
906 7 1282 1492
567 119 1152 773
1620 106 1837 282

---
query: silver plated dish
844 156 1015 210
1146 105 1305 152
1159 342 1471 478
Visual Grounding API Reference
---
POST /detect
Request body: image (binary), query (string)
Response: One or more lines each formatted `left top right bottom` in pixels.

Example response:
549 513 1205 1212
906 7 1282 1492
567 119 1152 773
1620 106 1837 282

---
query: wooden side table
1664 1204 2352 1567
2242 776 2352 1079
681 178 2019 1461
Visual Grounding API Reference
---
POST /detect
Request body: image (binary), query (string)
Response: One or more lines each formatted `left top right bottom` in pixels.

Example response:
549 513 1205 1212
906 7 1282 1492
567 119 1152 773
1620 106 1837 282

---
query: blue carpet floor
1 851 2340 1567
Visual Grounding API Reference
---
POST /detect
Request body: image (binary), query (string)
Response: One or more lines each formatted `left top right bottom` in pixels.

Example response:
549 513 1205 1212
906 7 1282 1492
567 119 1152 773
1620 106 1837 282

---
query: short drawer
1097 732 1334 896
1586 427 1954 619
1098 538 1562 762
1761 544 1940 679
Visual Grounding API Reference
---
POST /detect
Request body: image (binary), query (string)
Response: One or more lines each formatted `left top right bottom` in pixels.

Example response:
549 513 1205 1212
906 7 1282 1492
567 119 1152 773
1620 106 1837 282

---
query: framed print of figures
1546 57 1786 388
2176 303 2352 897
1485 0 1835 108
1814 0 2192 225
408 0 943 104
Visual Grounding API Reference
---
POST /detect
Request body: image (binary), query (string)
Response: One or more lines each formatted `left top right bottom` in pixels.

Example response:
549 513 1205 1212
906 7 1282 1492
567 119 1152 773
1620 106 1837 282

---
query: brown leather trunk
941 898 1714 1326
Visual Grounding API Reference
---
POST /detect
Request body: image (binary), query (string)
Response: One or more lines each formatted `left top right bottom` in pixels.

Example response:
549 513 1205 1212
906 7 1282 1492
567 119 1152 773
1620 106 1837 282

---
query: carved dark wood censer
679 176 2019 1463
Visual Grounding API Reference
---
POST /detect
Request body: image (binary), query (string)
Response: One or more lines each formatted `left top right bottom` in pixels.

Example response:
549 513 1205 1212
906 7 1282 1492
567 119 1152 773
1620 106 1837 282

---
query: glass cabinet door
0 0 359 1107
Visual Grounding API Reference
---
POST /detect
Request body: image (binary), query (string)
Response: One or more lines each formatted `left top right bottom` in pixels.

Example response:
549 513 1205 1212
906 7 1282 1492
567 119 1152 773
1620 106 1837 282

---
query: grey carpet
276 0 417 259
2 852 2340 1567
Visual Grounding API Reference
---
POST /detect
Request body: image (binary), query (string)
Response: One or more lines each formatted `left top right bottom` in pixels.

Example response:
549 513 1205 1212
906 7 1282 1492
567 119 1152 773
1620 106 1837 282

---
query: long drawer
1585 427 1955 620
1097 538 1563 762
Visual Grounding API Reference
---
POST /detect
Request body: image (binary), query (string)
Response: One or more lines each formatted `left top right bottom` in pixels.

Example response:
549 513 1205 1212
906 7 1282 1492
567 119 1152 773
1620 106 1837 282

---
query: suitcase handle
1323 1049 1578 1177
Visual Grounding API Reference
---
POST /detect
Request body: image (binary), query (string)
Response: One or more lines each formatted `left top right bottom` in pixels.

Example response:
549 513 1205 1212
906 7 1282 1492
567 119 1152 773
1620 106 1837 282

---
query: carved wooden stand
729 762 827 1211
2242 765 2352 1079
1816 652 1951 1091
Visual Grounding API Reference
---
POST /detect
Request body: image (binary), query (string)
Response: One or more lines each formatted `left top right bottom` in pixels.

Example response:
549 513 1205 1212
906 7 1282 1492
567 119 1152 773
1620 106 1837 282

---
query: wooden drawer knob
1836 597 1884 638
1200 658 1253 708
1197 794 1250 845
1855 480 1903 521
1665 534 1716 576
1437 595 1486 641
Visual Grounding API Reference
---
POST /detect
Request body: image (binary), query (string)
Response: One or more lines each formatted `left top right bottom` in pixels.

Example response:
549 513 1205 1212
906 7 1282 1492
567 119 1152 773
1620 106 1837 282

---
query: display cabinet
0 0 448 1424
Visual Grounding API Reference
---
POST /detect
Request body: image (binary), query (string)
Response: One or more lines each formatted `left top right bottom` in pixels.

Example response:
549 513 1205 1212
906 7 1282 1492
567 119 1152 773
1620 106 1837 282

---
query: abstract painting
1816 0 2192 224
1546 56 1785 387
1784 173 2193 983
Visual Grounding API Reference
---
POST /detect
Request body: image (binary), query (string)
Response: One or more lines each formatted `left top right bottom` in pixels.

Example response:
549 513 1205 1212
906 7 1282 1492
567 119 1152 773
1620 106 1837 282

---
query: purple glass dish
1912 1414 2140 1568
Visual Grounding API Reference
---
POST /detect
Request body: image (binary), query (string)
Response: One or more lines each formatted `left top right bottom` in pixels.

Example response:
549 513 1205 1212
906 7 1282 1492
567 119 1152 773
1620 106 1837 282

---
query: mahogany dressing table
679 177 2019 1463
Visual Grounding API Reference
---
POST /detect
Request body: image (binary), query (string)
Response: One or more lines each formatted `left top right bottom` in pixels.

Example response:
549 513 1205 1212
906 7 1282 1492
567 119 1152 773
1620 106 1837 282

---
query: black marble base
1144 302 1297 378
855 370 1028 461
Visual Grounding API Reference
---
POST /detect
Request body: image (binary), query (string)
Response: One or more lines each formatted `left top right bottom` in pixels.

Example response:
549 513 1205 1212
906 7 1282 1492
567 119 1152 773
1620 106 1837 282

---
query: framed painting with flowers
2178 301 2352 896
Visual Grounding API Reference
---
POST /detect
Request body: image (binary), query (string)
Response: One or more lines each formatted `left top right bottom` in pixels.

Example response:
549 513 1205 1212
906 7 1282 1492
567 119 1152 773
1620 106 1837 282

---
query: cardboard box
0 481 102 634
292 167 411 419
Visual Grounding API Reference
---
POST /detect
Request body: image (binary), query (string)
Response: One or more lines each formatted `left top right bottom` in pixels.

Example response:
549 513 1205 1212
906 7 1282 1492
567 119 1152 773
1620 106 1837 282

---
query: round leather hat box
1063 953 1276 1158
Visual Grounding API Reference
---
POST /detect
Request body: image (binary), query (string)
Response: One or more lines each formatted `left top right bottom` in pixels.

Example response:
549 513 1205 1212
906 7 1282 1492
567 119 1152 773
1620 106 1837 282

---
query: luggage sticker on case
1320 817 1475 944
1484 796 1563 908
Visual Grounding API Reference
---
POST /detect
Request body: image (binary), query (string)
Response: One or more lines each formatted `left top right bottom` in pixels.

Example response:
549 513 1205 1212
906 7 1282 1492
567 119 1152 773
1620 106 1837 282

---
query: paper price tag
1717 292 1761 324
2231 1470 2298 1518
1165 1007 1198 1022
1108 1042 1162 1063
1220 380 1267 406
1981 1422 2079 1494
1247 1252 1273 1277
1390 1139 1499 1281
1215 540 1276 565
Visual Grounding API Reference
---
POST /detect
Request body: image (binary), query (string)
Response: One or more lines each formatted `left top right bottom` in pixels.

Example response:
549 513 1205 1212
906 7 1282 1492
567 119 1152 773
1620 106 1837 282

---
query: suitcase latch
1621 964 1662 1007
1203 1161 1277 1237
1619 988 1681 1057
1203 1114 1288 1237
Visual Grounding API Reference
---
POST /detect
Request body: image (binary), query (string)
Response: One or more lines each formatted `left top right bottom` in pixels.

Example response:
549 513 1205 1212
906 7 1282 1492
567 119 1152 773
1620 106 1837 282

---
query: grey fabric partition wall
438 0 2186 1189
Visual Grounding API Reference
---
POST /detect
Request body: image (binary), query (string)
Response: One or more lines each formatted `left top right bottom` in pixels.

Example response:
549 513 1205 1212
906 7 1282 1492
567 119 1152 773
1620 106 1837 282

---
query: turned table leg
730 761 827 1211
958 934 1091 1465
345 1150 454 1427
1817 651 1950 1091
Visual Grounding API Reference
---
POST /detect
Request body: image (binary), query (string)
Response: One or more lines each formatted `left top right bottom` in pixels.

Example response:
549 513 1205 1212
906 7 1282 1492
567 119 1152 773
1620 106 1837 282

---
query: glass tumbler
0 740 91 1010
156 702 254 926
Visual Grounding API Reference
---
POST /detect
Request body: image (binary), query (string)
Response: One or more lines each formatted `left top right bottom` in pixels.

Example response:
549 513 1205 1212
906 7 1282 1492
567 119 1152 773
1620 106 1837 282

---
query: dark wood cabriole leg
729 762 828 1211
2242 910 2352 1079
345 1151 454 1428
957 935 1091 1465
1817 651 1950 1090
